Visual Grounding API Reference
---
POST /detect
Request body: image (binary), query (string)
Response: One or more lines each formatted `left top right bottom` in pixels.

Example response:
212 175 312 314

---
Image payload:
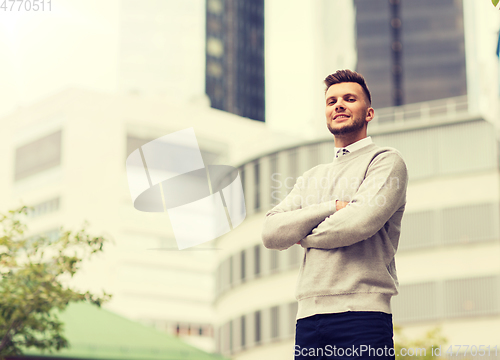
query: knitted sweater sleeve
261 174 338 251
300 151 408 249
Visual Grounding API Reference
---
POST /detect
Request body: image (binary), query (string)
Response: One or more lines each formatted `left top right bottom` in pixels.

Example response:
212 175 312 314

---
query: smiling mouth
334 115 350 120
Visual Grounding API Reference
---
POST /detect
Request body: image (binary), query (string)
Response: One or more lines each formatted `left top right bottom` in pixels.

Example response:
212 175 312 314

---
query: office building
205 0 266 122
354 0 467 108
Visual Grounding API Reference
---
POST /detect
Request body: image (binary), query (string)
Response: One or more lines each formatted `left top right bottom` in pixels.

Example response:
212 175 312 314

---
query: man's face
325 82 373 136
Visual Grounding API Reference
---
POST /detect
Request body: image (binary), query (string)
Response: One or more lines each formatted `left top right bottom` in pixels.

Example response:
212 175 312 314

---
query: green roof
22 302 227 360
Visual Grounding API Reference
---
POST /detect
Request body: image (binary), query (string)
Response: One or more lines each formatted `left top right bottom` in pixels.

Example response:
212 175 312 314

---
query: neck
334 131 367 148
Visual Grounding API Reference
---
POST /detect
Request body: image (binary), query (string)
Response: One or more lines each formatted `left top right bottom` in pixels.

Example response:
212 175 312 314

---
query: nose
335 99 346 111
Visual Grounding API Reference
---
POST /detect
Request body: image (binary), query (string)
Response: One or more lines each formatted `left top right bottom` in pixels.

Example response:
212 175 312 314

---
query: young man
262 69 408 359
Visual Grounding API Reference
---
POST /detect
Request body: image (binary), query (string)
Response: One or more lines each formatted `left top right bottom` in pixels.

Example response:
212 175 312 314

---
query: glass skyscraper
354 0 467 108
205 0 265 122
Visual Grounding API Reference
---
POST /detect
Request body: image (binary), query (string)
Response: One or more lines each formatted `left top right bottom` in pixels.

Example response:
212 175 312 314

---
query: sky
0 0 120 118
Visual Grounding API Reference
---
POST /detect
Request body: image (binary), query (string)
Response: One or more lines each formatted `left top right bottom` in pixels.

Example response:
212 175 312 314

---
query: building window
308 144 320 167
207 37 224 58
241 315 246 348
207 60 223 77
271 306 279 339
288 149 298 187
229 320 233 352
254 161 260 211
212 84 224 102
269 154 278 205
207 0 223 14
270 250 279 272
15 130 62 181
27 228 60 246
241 250 246 281
254 245 261 276
392 275 500 323
254 311 261 344
207 18 222 33
27 197 60 218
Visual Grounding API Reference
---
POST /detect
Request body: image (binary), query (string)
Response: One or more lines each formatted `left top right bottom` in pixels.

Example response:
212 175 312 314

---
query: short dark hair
324 69 372 105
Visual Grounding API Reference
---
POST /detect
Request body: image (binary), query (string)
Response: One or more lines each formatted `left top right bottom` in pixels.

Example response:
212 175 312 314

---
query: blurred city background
0 0 500 359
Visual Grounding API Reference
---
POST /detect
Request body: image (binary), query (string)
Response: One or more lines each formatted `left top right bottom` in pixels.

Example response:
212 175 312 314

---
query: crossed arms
261 152 408 251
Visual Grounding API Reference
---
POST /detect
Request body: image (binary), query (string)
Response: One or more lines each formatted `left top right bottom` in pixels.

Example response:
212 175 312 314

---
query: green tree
395 326 447 360
0 206 112 359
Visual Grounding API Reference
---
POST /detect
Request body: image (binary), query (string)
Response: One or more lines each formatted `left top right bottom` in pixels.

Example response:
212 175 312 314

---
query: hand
336 200 349 211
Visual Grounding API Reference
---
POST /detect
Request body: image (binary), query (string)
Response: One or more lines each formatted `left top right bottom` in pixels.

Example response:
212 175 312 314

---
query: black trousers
294 311 395 360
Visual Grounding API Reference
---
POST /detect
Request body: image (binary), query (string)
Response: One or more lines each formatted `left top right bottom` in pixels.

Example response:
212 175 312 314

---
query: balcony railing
371 95 471 127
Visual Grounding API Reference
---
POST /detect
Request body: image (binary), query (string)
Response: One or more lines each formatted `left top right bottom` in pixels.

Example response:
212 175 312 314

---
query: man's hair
324 69 372 106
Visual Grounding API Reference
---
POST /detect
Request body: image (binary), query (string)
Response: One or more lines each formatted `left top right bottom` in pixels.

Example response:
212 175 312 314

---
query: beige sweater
261 143 408 320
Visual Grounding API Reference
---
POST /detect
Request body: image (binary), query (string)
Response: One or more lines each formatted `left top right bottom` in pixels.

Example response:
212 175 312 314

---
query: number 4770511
446 345 497 357
1 0 51 11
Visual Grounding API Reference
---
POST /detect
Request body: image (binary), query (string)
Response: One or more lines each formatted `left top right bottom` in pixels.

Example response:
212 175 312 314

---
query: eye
347 98 356 102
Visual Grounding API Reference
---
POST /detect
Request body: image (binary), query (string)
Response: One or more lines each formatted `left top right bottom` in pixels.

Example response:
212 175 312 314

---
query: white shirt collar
334 136 373 160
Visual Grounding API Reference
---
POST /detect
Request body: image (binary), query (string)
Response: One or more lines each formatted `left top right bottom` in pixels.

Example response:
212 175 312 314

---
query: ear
365 107 374 123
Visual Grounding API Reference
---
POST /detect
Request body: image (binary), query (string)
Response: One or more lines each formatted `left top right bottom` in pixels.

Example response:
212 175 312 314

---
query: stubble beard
327 110 367 136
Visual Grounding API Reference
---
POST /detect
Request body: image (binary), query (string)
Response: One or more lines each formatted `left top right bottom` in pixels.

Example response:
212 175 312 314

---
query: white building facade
214 96 500 360
0 88 305 353
119 0 206 101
